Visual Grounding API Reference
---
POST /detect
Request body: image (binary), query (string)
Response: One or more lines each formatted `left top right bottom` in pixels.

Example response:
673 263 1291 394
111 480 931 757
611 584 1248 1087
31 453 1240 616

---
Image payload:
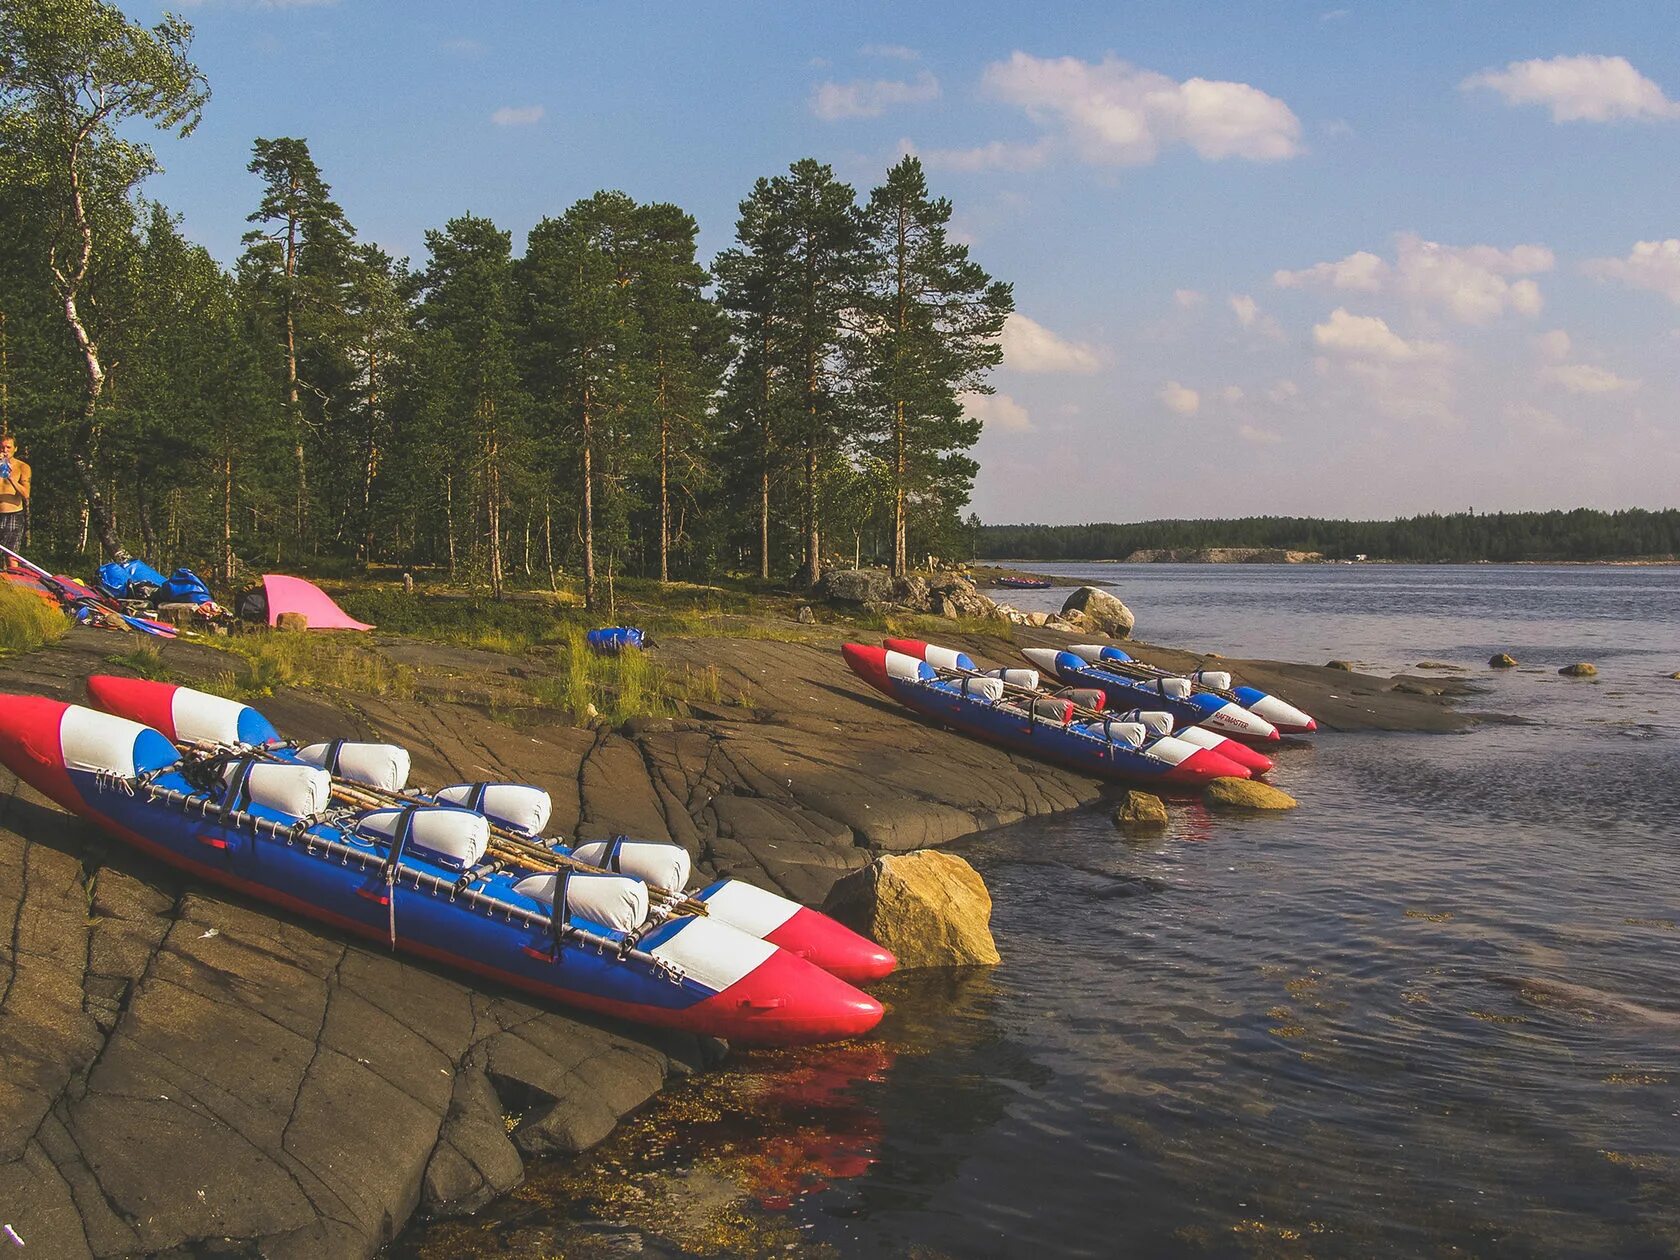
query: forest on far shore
977 509 1680 564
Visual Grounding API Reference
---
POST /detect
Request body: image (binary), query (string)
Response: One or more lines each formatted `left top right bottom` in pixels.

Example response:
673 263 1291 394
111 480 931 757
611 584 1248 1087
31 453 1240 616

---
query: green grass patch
0 581 71 658
205 631 418 701
492 626 731 725
105 643 172 679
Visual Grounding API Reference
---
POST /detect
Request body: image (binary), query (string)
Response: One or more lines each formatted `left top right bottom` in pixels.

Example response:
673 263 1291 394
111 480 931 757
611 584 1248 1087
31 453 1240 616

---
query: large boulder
821 850 1000 968
1204 778 1299 811
1114 790 1169 830
1559 662 1597 678
816 568 892 605
1060 586 1135 638
1489 652 1518 669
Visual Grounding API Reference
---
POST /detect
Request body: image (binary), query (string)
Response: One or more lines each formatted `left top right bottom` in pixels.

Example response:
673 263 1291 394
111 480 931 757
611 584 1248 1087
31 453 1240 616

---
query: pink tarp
261 574 374 631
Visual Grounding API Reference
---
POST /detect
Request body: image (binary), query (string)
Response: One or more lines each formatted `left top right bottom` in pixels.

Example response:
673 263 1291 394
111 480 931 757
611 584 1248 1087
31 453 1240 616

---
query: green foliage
208 630 416 701
0 580 69 655
977 511 1680 564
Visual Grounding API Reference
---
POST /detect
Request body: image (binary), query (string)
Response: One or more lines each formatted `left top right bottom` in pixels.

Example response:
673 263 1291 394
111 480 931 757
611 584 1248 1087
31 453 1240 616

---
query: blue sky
124 1 1680 523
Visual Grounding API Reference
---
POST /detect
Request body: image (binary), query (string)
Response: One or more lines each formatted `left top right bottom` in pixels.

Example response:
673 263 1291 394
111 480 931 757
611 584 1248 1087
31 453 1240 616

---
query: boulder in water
1559 662 1597 678
1489 652 1519 669
822 850 1000 968
1114 791 1169 830
1205 777 1299 811
1326 659 1355 671
1060 586 1135 638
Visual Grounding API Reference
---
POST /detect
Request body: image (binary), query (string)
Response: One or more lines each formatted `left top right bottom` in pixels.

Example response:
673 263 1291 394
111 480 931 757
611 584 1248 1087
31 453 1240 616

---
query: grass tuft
207 631 417 701
0 581 71 658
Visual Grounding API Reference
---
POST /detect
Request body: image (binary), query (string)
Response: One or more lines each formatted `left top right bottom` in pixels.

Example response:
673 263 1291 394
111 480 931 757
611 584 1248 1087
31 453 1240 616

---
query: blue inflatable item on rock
586 627 645 654
157 567 214 606
98 558 168 600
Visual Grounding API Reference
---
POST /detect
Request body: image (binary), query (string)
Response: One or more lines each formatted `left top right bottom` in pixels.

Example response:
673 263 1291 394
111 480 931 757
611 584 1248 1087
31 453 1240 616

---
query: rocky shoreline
0 616 1477 1255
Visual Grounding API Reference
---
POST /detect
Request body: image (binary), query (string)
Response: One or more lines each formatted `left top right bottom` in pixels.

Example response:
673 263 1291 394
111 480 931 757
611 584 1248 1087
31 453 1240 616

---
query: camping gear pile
0 676 893 1046
99 558 232 632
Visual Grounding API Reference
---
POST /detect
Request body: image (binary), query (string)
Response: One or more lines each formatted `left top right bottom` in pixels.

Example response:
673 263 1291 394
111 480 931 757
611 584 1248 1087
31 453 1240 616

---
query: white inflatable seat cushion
572 838 692 891
435 782 553 837
355 806 489 870
1081 720 1146 748
296 741 412 792
1119 709 1175 736
986 668 1040 690
1194 670 1233 691
515 871 650 933
923 644 975 672
884 650 935 682
226 762 332 816
1153 678 1193 701
953 676 1005 702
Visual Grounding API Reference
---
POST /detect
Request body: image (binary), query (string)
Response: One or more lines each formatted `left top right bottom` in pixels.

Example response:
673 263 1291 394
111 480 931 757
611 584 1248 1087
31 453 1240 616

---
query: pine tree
240 137 356 550
413 215 525 595
858 156 1011 575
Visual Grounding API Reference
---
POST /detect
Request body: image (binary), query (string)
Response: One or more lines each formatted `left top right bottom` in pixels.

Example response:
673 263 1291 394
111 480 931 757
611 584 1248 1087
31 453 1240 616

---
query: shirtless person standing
0 435 31 567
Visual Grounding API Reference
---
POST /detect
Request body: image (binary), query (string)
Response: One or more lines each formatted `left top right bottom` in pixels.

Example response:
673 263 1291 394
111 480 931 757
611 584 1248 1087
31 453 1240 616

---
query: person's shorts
0 511 24 553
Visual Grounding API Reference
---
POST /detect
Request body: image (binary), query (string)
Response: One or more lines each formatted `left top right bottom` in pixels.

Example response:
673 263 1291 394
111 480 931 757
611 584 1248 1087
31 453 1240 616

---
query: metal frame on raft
119 774 689 985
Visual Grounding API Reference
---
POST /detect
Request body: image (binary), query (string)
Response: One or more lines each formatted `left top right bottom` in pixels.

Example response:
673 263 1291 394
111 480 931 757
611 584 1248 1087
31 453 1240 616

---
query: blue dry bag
585 627 645 654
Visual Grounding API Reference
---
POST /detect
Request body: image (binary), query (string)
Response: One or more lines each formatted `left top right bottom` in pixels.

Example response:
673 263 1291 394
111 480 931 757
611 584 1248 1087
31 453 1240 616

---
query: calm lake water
395 565 1680 1259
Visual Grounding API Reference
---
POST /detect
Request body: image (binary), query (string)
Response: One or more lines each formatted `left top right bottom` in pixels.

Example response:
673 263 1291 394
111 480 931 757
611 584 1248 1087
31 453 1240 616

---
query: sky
118 0 1680 524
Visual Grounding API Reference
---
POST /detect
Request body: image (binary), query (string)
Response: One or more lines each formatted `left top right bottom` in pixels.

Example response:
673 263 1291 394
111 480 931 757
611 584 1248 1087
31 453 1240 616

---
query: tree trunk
658 360 670 584
285 181 307 548
894 400 908 577
892 207 910 578
56 138 129 562
222 450 234 582
582 384 596 610
362 346 379 560
543 495 555 591
758 324 772 581
445 471 456 578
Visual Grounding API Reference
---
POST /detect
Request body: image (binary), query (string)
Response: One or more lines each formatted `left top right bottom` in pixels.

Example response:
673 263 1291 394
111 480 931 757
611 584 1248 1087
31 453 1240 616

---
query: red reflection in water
743 1041 894 1210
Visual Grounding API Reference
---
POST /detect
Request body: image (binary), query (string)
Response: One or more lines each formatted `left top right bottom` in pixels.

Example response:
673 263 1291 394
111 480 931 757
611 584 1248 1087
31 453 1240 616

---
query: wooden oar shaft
928 664 1112 724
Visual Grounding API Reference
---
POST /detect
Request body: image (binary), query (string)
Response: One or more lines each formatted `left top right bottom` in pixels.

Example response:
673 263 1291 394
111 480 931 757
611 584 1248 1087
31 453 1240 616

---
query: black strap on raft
548 869 572 958
322 739 346 774
218 757 259 828
382 806 417 949
467 782 491 811
604 835 627 872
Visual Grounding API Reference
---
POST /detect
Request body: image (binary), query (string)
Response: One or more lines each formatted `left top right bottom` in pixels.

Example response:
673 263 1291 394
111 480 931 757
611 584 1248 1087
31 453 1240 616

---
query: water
394 565 1680 1259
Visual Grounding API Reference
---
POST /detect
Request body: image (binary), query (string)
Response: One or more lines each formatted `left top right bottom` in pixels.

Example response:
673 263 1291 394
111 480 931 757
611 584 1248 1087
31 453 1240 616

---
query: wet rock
1489 652 1519 668
1205 777 1299 811
1670 671 1680 680
1060 586 1135 638
821 850 1000 968
796 605 815 624
1559 662 1597 678
1326 659 1355 671
275 611 309 631
1114 791 1169 830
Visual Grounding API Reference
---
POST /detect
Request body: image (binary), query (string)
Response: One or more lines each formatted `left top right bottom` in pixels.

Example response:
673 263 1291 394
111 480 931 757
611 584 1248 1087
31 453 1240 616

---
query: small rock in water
1325 659 1355 671
1559 662 1597 678
1205 778 1299 811
1489 652 1519 669
1668 670 1680 680
822 850 1000 968
1114 790 1169 830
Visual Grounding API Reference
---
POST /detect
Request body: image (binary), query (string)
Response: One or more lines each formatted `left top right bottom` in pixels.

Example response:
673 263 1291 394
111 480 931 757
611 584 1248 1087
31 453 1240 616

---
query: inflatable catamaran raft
0 686 887 1046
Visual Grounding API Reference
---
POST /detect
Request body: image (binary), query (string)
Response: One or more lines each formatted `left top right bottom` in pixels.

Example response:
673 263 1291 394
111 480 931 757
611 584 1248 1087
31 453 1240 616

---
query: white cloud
1313 308 1445 361
962 390 1032 431
1504 401 1572 439
491 105 544 126
918 138 1051 172
1276 234 1552 324
998 313 1102 373
861 44 920 61
1266 378 1300 404
1174 288 1205 309
1584 239 1680 303
1537 329 1572 361
1462 54 1680 124
811 71 939 120
981 52 1302 166
1158 381 1201 415
1543 363 1638 394
1238 423 1283 444
1228 292 1284 339
1220 385 1244 404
